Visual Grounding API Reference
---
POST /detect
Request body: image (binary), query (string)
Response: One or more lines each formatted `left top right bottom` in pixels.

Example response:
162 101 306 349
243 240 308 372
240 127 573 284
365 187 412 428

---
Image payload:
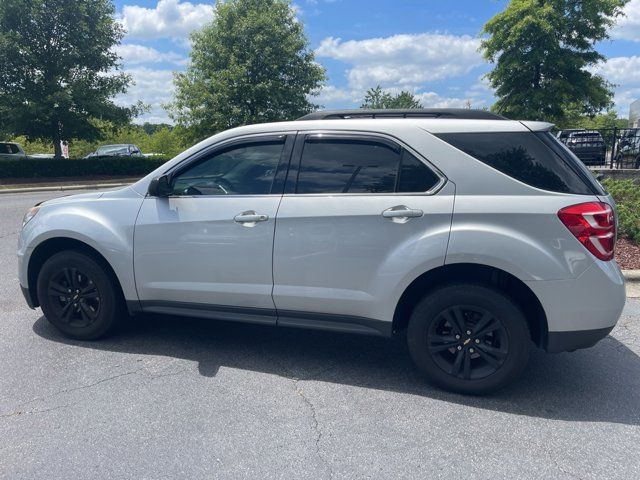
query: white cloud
316 33 483 90
612 0 640 41
114 44 187 66
592 56 640 117
593 56 640 84
119 0 214 41
314 85 359 107
116 68 176 124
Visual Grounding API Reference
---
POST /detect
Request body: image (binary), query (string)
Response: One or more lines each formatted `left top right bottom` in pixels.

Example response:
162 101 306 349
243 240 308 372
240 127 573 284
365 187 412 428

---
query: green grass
602 179 640 245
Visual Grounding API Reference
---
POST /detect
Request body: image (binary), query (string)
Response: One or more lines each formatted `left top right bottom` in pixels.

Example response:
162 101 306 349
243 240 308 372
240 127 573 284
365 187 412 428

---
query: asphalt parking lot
1 190 639 479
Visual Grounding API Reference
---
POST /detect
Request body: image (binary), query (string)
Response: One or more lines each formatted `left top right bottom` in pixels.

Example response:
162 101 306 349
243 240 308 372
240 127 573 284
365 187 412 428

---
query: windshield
96 145 129 155
569 132 603 140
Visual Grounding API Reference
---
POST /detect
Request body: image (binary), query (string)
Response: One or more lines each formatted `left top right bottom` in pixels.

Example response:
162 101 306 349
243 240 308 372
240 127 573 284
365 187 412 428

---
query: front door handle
382 205 423 223
234 211 269 226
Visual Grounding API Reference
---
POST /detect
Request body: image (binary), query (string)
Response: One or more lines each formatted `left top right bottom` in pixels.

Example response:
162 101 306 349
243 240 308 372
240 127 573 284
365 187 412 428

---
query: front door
134 134 293 323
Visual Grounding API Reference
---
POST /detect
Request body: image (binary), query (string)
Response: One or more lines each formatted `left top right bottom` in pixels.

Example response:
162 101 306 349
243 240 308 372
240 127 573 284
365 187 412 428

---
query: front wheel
37 250 123 340
407 284 530 395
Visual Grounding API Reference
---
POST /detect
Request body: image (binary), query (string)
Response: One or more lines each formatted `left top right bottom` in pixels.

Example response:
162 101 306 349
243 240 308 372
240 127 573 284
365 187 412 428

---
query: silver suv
18 109 626 394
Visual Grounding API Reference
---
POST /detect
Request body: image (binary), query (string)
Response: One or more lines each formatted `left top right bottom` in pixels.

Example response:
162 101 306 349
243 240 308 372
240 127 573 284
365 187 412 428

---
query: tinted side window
435 132 595 195
1 143 18 154
171 140 284 196
296 138 400 194
397 151 440 192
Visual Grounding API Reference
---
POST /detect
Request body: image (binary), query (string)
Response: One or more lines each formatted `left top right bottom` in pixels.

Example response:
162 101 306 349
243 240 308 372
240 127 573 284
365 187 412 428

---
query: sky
110 0 640 124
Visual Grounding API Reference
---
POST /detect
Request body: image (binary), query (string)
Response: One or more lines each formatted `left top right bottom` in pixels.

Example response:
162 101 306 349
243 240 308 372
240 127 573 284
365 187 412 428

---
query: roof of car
297 108 506 121
210 117 554 137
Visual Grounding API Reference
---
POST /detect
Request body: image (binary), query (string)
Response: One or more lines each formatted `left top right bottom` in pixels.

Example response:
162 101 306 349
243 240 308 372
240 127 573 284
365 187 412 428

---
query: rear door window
435 131 601 195
295 136 441 194
397 151 441 193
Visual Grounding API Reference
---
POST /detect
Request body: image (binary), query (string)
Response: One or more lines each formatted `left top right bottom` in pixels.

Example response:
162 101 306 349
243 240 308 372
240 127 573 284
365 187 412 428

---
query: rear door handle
234 211 269 226
382 205 423 223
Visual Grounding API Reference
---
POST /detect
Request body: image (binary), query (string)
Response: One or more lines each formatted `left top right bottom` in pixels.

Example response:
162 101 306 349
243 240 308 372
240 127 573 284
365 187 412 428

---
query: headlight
22 206 41 227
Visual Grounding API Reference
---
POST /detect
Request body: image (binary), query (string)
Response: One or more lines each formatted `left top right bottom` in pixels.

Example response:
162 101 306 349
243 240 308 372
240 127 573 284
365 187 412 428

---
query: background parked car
556 129 607 166
614 128 640 169
85 144 143 158
0 142 27 161
28 153 55 159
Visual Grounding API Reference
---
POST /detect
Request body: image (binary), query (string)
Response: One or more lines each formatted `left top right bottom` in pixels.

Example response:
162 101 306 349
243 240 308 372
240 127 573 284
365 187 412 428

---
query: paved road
1 190 639 479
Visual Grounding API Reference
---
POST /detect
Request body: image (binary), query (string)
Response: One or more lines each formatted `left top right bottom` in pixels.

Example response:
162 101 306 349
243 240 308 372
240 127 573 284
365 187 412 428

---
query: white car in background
0 142 27 161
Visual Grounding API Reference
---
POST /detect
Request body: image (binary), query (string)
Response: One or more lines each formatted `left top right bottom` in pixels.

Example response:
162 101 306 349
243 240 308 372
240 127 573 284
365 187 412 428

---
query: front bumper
21 285 36 309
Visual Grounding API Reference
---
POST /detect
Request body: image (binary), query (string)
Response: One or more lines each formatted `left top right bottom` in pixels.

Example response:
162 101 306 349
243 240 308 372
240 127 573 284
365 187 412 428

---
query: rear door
272 132 455 334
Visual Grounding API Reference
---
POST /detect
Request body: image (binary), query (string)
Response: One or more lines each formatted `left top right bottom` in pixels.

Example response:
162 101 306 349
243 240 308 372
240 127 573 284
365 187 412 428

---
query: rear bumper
546 326 614 353
570 148 606 164
525 260 625 353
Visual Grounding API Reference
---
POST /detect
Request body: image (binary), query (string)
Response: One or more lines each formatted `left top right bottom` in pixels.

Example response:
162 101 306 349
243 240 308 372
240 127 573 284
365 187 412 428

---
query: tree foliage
481 0 628 122
0 0 139 158
169 0 326 141
12 123 191 159
360 86 423 109
556 106 629 130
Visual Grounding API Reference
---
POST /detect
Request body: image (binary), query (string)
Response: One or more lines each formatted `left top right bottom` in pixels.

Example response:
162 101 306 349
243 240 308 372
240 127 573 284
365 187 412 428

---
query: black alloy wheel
426 305 508 380
47 267 101 327
407 283 530 394
37 250 123 340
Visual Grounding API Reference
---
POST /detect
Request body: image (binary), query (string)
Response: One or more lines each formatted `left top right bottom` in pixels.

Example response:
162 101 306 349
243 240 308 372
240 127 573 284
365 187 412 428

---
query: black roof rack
297 108 506 121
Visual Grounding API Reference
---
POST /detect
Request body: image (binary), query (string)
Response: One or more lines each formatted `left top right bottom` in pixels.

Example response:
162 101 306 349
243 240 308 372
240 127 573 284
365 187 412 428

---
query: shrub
602 179 640 245
0 156 168 179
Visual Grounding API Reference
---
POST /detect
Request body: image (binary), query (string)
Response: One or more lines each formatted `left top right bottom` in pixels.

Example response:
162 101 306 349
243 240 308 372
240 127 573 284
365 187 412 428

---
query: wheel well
27 237 125 308
392 263 548 348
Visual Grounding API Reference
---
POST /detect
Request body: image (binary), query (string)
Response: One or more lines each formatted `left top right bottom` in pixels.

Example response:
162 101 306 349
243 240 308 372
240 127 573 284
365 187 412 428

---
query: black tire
37 250 123 340
407 283 530 395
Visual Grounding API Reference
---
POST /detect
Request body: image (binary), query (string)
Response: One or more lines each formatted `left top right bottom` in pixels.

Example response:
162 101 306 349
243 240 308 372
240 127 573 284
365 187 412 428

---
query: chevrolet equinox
18 109 626 394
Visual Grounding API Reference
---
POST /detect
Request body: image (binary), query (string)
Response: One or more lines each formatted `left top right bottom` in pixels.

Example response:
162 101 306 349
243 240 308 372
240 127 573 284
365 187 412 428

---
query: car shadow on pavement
33 313 640 426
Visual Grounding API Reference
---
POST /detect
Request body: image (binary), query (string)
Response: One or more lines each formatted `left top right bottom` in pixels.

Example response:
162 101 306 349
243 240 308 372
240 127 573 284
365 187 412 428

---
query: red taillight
558 202 616 261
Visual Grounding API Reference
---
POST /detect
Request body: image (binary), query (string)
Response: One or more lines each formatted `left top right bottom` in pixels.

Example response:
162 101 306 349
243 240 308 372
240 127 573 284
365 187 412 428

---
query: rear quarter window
435 131 601 195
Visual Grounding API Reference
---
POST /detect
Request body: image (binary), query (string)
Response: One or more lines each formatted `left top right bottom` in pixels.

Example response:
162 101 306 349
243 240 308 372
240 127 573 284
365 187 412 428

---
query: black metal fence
555 127 640 169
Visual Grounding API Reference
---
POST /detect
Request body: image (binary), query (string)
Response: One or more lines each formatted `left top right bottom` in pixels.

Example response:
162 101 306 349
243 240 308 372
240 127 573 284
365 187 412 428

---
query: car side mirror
148 174 172 197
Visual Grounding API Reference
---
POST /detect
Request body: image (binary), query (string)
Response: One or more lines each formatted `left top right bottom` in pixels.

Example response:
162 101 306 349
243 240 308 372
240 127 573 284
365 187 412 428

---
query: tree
556 106 629 129
360 86 423 109
169 0 326 141
0 0 139 158
481 0 628 123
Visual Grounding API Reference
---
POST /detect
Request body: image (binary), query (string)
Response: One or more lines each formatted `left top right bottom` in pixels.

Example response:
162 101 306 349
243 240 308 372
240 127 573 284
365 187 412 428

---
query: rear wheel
37 250 123 340
407 284 530 394
615 154 622 168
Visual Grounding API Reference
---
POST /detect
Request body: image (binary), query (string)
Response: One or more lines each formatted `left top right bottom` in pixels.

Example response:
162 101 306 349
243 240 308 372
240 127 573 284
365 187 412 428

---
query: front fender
19 188 144 303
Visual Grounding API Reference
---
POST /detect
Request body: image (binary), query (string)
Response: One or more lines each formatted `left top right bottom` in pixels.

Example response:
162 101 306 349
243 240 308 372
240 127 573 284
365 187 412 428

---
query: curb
623 270 640 298
0 182 133 194
623 270 640 281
